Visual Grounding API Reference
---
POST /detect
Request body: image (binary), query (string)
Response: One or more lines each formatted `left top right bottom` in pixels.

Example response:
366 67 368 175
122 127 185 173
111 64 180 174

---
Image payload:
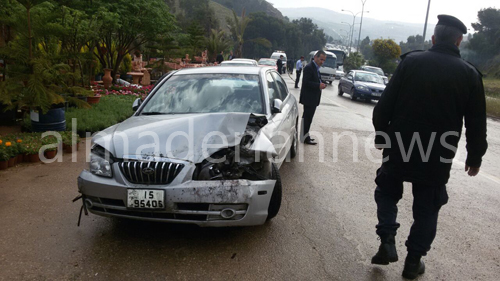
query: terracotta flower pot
0 160 8 170
27 153 40 163
63 143 78 153
103 68 113 89
87 96 101 105
45 150 57 159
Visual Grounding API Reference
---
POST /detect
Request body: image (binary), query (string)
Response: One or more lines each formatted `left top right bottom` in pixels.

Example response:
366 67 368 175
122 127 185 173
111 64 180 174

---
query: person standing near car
299 51 327 145
371 15 487 279
276 55 284 74
295 56 305 88
216 51 224 64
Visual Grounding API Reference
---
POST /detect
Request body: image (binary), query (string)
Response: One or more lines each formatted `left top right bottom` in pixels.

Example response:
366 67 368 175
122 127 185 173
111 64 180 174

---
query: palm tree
205 29 231 63
227 9 271 58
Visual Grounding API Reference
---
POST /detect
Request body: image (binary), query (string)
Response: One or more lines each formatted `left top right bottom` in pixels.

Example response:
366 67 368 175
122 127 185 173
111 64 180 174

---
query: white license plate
373 92 382 97
127 189 165 209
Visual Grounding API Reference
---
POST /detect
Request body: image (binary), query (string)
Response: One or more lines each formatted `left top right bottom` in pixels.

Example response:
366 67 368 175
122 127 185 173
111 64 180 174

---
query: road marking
453 158 500 185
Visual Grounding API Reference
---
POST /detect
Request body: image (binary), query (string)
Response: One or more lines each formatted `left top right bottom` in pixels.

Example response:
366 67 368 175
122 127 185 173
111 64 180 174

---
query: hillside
211 0 283 19
279 7 436 44
208 1 234 34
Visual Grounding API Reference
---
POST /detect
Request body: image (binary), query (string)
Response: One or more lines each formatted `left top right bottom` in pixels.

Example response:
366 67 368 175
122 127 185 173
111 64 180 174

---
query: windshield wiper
141 112 168 115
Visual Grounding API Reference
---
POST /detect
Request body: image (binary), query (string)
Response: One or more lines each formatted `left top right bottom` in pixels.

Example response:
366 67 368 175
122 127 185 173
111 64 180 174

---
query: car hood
93 113 276 163
355 81 386 90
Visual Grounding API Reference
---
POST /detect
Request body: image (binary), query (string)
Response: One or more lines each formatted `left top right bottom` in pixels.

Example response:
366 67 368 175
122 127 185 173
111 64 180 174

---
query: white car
220 60 256 67
77 66 299 227
230 58 259 66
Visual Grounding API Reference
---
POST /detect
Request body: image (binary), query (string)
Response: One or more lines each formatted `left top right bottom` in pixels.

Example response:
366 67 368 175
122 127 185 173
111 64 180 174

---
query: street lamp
357 0 368 51
341 9 362 55
340 29 350 47
341 22 352 51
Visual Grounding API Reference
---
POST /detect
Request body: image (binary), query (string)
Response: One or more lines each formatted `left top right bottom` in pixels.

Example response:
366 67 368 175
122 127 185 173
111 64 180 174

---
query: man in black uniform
371 15 487 279
299 50 327 145
276 55 284 74
216 51 224 64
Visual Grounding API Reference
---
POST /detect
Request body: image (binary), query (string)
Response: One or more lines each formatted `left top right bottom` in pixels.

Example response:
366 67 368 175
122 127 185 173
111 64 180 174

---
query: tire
338 84 344 96
290 120 298 159
328 81 332 85
267 163 282 221
350 88 357 101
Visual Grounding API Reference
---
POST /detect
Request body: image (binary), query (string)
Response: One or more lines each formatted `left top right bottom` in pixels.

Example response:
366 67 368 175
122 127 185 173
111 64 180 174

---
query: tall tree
371 39 401 73
468 8 500 65
88 0 176 82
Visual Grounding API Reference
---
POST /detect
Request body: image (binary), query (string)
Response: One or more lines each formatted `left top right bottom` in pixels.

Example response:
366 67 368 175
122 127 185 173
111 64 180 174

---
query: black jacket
373 43 488 185
299 61 322 106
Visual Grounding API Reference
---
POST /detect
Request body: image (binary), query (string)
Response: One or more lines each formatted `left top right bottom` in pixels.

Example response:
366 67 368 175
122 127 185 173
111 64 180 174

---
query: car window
141 74 264 114
346 72 353 80
355 72 384 84
266 72 281 110
271 72 288 101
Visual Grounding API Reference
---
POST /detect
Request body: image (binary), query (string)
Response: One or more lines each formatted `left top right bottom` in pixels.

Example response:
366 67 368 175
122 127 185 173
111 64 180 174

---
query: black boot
402 254 425 279
371 234 398 265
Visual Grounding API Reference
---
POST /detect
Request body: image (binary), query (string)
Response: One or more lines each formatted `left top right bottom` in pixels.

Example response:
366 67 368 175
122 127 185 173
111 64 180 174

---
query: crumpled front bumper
78 170 276 227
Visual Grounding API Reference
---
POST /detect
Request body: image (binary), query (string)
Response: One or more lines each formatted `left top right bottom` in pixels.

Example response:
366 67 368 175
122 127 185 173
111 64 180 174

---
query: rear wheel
267 163 282 220
350 88 357 101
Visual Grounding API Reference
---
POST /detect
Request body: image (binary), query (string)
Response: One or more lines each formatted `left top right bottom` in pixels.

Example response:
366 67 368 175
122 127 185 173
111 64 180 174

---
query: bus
308 50 337 84
327 49 346 79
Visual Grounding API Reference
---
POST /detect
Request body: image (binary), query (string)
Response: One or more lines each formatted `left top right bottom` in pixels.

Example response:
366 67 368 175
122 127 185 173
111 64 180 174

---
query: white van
270 51 287 74
308 50 337 84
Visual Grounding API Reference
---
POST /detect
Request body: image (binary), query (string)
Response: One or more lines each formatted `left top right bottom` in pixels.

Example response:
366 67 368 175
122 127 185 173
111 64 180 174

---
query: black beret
437 14 467 34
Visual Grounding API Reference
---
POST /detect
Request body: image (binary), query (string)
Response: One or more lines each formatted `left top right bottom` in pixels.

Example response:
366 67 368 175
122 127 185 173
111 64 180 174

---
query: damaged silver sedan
77 66 299 226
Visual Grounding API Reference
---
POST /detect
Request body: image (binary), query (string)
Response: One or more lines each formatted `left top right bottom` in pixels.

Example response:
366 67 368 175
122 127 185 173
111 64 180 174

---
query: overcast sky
267 0 498 31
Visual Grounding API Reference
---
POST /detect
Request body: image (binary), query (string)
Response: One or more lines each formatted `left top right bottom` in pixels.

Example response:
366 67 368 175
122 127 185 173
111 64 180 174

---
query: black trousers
374 167 448 256
301 105 317 141
295 69 302 88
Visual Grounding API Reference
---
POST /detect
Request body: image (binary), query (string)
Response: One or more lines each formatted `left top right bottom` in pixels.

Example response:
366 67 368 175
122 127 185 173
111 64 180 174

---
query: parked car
230 58 259 66
338 70 386 101
220 60 256 67
258 58 278 71
77 66 299 227
359 65 388 84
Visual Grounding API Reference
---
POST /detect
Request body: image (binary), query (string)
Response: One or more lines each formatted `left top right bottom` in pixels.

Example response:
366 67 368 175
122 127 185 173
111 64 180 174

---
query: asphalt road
1 75 499 280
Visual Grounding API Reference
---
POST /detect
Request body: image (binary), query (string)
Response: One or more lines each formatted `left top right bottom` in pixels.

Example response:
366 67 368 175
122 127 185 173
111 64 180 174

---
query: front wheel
267 163 282 221
350 88 357 101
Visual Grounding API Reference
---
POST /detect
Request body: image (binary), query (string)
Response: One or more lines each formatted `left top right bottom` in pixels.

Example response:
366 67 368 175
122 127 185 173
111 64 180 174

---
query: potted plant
62 131 80 153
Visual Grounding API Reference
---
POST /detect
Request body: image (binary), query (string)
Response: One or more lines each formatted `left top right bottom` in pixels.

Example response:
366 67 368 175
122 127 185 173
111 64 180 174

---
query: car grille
371 89 384 94
118 161 184 185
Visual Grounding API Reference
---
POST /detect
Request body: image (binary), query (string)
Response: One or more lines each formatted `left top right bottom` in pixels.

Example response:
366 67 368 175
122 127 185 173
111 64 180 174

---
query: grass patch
483 78 500 118
484 78 500 99
66 95 137 135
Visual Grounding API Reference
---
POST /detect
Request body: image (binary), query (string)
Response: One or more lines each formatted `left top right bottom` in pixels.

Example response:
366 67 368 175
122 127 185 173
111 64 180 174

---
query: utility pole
422 0 432 50
357 0 367 52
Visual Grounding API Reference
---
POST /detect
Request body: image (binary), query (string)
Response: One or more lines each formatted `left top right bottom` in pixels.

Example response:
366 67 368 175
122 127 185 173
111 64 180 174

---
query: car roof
232 58 258 63
220 60 255 65
173 66 264 75
352 70 381 75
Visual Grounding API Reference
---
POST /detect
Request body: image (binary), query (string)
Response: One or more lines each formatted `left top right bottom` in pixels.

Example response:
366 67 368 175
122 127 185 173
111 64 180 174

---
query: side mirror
271 99 282 114
132 98 142 111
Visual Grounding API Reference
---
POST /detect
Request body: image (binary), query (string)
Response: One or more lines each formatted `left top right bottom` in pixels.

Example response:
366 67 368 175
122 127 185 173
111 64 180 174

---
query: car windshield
354 72 384 84
364 67 384 76
141 74 264 114
322 56 337 68
259 59 275 66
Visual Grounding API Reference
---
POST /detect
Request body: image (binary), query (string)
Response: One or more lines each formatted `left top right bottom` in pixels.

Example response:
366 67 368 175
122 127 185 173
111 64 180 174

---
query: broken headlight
193 147 269 181
88 145 114 178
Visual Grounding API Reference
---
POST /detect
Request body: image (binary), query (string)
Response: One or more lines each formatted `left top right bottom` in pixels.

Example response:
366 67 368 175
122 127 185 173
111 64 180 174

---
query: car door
342 71 355 92
271 72 294 156
264 71 288 164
